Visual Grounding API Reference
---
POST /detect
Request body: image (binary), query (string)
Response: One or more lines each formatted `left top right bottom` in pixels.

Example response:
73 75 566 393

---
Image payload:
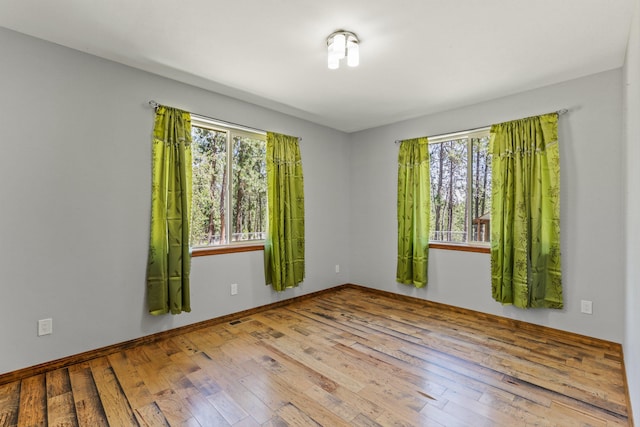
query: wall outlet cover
38 318 53 336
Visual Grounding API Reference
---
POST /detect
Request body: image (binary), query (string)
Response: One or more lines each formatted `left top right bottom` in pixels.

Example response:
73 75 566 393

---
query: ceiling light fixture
327 30 359 70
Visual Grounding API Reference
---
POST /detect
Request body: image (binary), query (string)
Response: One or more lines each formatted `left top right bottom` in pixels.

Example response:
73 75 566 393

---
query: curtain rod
394 108 568 144
148 100 302 141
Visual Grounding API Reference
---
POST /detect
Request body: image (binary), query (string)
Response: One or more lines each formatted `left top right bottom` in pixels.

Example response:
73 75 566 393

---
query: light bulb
347 37 359 67
328 50 339 69
331 33 346 59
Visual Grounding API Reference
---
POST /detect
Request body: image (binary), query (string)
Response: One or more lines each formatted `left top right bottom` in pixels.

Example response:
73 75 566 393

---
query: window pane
429 139 468 242
470 136 492 242
231 135 267 242
191 127 228 246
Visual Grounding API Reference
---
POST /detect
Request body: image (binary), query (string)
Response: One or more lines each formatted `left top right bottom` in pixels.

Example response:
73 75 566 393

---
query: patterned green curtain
396 137 430 288
490 113 562 309
146 106 193 315
264 132 305 291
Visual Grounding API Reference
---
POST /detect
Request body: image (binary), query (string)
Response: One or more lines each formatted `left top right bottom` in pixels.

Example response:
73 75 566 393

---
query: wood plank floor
0 287 630 426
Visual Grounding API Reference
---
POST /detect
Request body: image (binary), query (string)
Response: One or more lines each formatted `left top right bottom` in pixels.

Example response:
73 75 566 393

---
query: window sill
193 243 487 256
429 243 490 254
192 244 265 257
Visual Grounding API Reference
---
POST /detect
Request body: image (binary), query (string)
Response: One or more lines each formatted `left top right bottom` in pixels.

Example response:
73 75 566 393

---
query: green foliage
191 127 227 246
429 138 468 242
429 135 491 243
231 135 267 241
471 136 492 241
190 126 267 247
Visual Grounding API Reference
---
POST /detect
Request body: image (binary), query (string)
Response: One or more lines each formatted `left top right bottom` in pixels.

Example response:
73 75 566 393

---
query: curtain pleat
146 106 193 315
264 132 305 291
396 137 430 287
490 113 562 309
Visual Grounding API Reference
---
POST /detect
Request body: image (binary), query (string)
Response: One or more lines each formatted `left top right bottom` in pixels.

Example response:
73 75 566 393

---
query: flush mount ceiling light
327 30 359 70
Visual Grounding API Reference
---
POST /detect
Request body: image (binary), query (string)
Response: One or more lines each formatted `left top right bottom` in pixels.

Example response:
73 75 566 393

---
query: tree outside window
190 121 266 247
429 130 491 244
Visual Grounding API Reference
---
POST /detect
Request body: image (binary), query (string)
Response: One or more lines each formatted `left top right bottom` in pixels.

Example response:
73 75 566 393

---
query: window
190 117 267 248
429 128 491 244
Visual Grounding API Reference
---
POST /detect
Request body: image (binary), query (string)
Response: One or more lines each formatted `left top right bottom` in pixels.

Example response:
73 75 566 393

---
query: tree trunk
207 155 218 244
474 140 481 220
234 175 244 241
434 143 445 240
447 148 454 241
219 167 227 244
481 152 488 216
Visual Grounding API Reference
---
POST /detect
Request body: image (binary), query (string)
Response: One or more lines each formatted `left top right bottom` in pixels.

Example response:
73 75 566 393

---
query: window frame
427 126 491 252
190 115 267 256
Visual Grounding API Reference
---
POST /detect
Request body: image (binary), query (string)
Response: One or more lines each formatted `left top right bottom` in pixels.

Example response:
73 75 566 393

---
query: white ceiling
0 0 634 132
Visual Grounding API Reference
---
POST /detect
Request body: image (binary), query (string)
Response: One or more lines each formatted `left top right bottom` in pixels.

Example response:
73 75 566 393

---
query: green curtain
490 113 562 309
146 106 193 315
264 132 305 291
396 137 430 288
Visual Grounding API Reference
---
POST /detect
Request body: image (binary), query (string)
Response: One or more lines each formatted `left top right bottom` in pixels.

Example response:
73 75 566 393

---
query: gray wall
349 70 625 343
624 0 640 419
0 28 351 374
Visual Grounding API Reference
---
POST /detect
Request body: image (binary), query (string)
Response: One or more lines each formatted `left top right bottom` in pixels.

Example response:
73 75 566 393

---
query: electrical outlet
38 318 53 336
231 283 238 295
335 264 340 274
580 300 593 315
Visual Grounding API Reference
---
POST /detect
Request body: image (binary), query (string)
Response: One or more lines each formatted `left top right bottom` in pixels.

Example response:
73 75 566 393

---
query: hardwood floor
0 286 631 426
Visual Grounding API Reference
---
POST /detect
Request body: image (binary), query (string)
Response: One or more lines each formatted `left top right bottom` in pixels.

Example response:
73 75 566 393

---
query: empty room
1 1 639 426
